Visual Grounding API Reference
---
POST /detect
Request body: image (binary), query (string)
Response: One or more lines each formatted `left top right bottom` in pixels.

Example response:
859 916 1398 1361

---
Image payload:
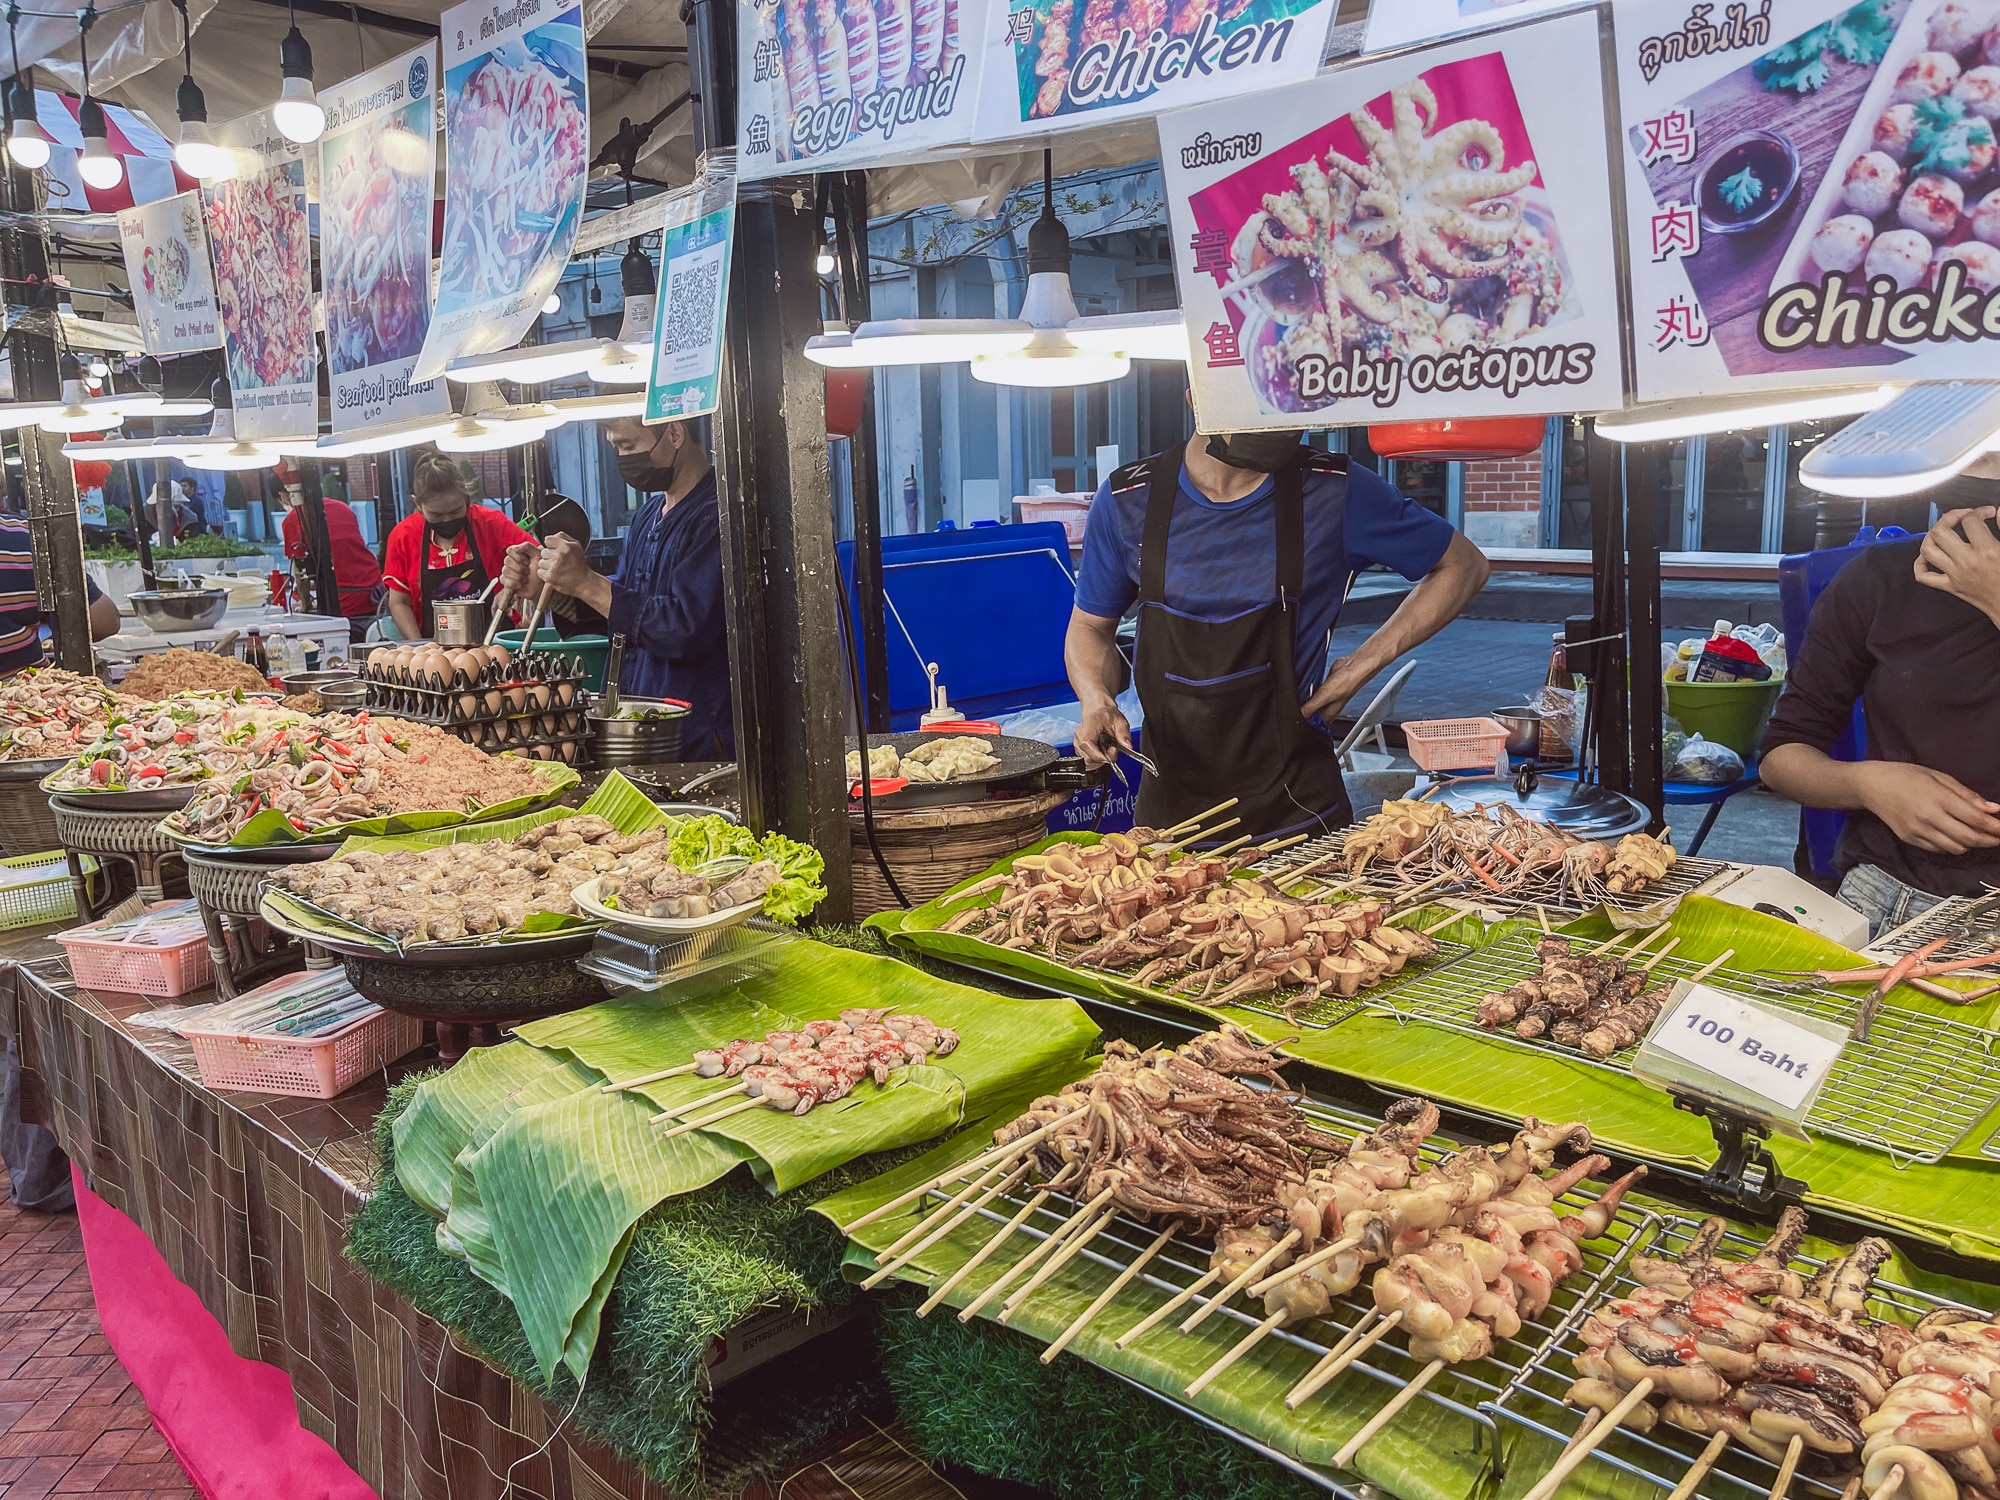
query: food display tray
1485 1213 1968 1500
895 1094 1651 1494
1369 931 2000 1166
1869 889 2000 979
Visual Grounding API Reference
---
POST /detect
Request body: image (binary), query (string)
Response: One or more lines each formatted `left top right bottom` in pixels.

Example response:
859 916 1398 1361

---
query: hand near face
1915 505 2000 628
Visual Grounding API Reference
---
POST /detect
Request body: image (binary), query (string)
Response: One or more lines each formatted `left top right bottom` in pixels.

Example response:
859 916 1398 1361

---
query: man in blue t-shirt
1065 426 1488 841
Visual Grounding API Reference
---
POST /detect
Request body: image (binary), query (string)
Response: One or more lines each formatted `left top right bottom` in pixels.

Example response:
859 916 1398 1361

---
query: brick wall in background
1460 455 1543 549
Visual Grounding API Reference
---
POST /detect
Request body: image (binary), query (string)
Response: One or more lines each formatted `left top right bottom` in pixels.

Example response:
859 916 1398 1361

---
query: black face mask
616 449 675 493
1207 432 1305 473
427 512 467 540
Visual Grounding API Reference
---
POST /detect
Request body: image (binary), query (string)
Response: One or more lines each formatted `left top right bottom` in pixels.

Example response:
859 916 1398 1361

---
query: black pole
125 458 158 589
1586 424 1630 796
1625 442 1666 829
830 170 889 732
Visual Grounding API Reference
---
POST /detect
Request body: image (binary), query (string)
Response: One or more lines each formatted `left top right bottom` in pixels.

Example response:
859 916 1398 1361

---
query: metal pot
589 698 687 768
280 669 360 695
129 588 229 632
1492 706 1545 760
317 681 370 711
432 598 491 646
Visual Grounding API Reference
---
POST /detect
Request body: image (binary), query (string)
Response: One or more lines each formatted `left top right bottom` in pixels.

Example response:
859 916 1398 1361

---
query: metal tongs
602 632 625 720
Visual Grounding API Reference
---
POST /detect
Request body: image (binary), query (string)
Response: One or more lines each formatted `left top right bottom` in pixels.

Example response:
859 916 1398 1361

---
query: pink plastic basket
1401 717 1511 774
56 906 214 997
182 1008 422 1098
1015 494 1092 548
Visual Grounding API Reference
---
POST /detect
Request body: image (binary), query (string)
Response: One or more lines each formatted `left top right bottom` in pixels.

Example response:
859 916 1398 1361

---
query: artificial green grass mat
872 1290 1323 1500
348 1073 910 1497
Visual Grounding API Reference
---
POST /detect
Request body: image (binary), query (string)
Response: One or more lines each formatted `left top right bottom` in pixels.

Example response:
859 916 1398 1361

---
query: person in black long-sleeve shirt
501 418 733 757
1762 504 2000 935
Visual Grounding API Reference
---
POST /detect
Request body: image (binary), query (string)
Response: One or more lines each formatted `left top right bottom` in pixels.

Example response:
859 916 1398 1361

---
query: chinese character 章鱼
1202 320 1244 368
1190 226 1231 284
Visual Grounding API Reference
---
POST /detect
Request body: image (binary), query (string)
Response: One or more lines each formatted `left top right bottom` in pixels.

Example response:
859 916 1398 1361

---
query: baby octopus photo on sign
1188 53 1580 415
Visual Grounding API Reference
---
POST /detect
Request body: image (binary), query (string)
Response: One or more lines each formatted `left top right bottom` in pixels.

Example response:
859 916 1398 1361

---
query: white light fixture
271 11 323 144
542 293 561 317
1597 385 1900 444
1796 380 2000 498
77 99 122 191
1 15 45 171
815 241 837 278
173 74 224 180
170 379 297 468
61 433 172 459
432 382 562 453
1066 310 1191 362
313 412 462 458
589 242 657 385
803 324 873 369
840 318 1035 365
40 356 122 434
86 357 107 377
546 390 646 423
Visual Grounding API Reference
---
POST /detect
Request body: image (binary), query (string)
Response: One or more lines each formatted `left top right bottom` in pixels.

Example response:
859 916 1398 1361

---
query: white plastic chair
1335 660 1418 770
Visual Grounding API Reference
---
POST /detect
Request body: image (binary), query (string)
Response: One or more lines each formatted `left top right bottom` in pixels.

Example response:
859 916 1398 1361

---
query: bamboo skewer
1154 818 1242 858
1208 833 1254 858
1535 904 1553 934
1422 908 1468 938
1180 1230 1302 1334
1260 832 1309 855
1185 1309 1288 1398
1637 936 1684 973
1157 798 1240 839
1331 1357 1447 1470
600 1061 699 1093
1115 1269 1222 1348
861 1163 1032 1290
999 1204 1122 1322
1665 1431 1731 1500
918 1188 1054 1317
1249 1234 1359 1298
1867 1464 1905 1500
1685 949 1737 986
958 1186 1118 1324
1041 1225 1177 1364
1621 925 1670 960
656 1096 764 1140
872 1163 1012 1266
1590 925 1660 957
1518 1378 1657 1500
1766 1435 1806 1500
844 1110 1085 1233
1275 852 1343 886
1838 1475 1863 1500
649 1079 746 1122
1283 1308 1387 1410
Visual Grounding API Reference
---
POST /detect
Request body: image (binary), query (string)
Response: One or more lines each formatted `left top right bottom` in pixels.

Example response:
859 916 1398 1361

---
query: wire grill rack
1257 835 1739 919
1486 1214 1971 1500
1869 889 2000 977
1369 932 2000 1166
900 1097 1652 1493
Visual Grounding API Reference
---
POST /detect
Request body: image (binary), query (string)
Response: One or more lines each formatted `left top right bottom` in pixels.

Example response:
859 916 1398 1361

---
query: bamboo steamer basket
849 791 1071 919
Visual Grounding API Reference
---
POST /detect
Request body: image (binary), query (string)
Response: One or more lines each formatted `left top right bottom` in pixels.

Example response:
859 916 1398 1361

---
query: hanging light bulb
86 356 107 377
272 4 323 144
542 292 561 317
815 223 837 278
73 10 122 192
42 354 123 434
1 8 46 170
170 0 225 182
590 240 656 385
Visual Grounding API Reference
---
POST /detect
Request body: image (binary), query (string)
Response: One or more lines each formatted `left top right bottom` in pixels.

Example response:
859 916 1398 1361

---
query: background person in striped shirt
0 516 119 677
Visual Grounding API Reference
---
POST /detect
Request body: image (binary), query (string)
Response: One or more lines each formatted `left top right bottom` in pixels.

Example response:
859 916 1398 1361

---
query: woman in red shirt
280 490 383 634
381 452 532 639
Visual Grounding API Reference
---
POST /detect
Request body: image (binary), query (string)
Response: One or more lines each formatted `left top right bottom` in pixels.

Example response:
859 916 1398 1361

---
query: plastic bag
1528 684 1584 757
1672 733 1744 785
1662 714 1688 768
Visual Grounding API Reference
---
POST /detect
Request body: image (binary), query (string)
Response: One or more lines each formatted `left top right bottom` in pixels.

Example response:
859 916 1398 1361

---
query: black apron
416 518 492 638
1132 445 1352 841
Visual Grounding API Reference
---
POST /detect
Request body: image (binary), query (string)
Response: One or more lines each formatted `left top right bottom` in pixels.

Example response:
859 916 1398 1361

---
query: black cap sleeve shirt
1761 538 2000 897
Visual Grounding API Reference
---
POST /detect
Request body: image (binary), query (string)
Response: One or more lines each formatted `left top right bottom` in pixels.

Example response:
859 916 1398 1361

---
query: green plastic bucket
496 629 612 691
1664 678 1784 759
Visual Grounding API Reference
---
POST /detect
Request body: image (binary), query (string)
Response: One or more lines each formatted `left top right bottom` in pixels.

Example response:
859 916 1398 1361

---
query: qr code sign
664 257 724 354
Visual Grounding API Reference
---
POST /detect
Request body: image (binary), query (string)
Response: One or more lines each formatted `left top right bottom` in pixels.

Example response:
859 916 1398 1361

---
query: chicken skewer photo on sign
1157 7 1625 431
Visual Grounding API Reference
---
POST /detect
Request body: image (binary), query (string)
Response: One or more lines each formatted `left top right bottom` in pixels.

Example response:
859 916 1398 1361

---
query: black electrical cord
834 571 909 909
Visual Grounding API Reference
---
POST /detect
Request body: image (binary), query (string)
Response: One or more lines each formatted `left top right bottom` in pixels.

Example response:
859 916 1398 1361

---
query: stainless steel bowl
280 669 361 695
317 681 370 711
129 588 229 633
1492 706 1545 760
589 697 688 768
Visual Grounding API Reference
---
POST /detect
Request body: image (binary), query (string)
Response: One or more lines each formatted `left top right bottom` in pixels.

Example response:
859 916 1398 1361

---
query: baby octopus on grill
1328 79 1539 303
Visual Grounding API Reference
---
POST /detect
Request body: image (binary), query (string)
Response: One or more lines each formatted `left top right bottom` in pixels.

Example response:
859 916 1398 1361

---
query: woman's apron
416 519 492 638
1132 445 1351 841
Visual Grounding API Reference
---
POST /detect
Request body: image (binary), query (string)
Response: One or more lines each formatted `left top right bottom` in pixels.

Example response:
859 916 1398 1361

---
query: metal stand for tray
50 799 187 920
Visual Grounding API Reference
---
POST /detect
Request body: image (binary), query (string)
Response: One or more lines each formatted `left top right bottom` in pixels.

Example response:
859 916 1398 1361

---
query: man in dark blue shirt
1066 427 1488 840
503 417 733 757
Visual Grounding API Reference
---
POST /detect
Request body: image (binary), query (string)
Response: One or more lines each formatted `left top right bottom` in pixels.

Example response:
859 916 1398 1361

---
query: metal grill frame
898 1095 1652 1493
1869 889 2000 978
1367 930 2000 1166
1256 834 1740 919
1484 1215 1975 1500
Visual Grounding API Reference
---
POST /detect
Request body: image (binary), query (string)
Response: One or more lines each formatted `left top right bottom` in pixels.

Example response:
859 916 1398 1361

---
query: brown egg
502 682 528 714
481 690 503 717
490 645 512 668
526 681 552 712
450 649 482 683
456 693 478 719
553 680 575 707
537 714 556 737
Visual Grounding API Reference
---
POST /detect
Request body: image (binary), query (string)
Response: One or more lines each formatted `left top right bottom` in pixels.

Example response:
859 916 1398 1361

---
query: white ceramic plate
569 876 763 935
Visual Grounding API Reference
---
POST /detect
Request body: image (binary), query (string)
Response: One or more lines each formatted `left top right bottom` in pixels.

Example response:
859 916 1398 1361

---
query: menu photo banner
118 191 221 355
205 112 318 438
1617 0 2000 401
1159 6 1625 430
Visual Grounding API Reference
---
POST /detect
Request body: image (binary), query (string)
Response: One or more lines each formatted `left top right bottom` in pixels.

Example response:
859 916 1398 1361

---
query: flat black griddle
847 730 1090 808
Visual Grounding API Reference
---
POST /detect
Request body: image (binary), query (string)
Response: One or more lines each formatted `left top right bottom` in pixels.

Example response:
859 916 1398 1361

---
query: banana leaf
393 1041 566 1220
165 759 579 848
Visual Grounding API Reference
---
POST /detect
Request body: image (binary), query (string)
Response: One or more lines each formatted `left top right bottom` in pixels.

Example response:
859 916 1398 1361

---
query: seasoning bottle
244 628 269 679
1539 633 1570 760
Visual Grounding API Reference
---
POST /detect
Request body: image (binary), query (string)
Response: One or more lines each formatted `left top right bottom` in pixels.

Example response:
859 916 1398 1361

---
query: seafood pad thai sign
414 0 588 381
736 0 984 176
205 113 317 439
1157 9 1624 430
1616 0 2000 402
970 0 1336 139
117 192 221 356
319 45 449 434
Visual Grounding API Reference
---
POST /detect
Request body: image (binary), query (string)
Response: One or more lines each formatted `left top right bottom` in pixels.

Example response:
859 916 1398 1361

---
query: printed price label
1645 983 1845 1117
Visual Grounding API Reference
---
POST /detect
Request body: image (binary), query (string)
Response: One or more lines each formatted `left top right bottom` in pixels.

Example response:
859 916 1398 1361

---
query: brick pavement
0 1196 195 1500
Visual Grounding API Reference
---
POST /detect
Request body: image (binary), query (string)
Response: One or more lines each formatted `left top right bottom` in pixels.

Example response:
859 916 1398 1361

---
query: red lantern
825 368 868 438
69 436 111 493
1368 417 1547 461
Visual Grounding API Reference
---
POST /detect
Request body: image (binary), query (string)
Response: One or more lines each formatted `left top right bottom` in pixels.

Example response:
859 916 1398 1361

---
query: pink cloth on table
71 1162 379 1500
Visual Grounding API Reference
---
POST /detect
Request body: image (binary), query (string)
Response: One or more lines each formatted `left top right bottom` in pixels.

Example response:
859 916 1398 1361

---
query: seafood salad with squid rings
322 107 433 371
0 669 139 762
440 42 587 305
208 157 314 390
48 700 325 795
